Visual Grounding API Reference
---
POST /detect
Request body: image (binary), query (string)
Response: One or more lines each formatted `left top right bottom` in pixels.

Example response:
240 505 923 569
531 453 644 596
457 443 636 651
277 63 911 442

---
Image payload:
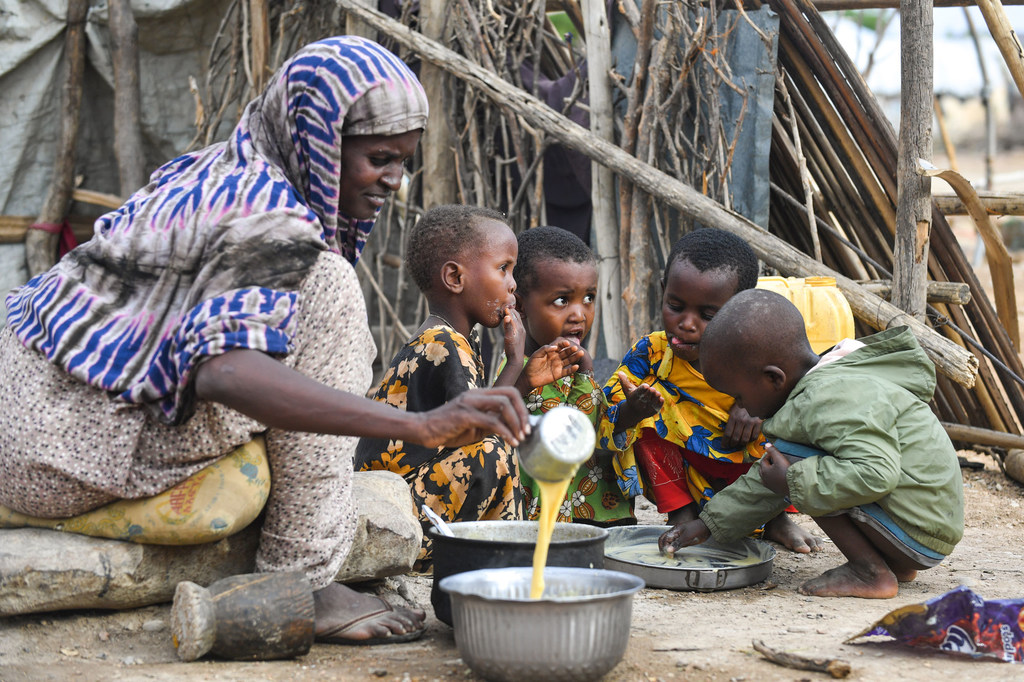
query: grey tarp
0 0 231 315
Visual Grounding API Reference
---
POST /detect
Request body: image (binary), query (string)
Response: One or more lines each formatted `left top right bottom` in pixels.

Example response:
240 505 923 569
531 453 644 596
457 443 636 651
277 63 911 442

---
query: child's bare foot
666 503 698 527
891 567 918 583
764 513 823 554
798 562 898 598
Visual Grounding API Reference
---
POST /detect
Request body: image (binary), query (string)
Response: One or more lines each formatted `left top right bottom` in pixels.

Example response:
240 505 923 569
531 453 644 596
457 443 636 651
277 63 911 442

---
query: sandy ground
2 151 1024 682
1 450 1022 682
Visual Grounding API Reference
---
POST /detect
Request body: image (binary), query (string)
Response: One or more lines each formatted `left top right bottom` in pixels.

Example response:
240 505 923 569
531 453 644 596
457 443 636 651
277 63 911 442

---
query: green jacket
700 327 964 556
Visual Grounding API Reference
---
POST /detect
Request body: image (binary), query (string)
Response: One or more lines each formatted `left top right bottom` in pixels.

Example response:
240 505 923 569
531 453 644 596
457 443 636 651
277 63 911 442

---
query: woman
0 36 529 645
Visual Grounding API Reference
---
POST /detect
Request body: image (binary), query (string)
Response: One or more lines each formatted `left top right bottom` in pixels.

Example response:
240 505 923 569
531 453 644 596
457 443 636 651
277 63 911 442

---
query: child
661 289 965 599
355 205 581 561
599 228 818 552
512 226 649 526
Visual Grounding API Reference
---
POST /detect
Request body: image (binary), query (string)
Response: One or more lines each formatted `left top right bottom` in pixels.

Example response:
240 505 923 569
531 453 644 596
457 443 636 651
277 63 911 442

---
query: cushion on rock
0 438 270 545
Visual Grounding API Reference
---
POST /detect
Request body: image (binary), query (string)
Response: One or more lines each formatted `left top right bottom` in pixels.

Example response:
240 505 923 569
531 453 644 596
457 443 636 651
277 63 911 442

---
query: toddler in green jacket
660 289 965 599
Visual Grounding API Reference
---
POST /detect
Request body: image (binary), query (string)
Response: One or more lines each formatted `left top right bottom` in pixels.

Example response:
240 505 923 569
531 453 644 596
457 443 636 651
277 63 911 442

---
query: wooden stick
752 640 852 678
919 161 1019 349
27 0 89 276
933 96 958 172
942 422 1024 449
974 0 1024 105
859 279 972 305
812 0 1024 7
335 0 980 388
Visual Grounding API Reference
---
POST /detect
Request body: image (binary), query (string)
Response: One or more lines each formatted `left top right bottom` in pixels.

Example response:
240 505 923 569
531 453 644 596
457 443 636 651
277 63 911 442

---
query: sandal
314 595 426 646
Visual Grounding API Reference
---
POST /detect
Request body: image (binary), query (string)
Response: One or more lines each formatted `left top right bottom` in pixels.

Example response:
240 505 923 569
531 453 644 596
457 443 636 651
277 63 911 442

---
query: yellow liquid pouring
529 477 572 599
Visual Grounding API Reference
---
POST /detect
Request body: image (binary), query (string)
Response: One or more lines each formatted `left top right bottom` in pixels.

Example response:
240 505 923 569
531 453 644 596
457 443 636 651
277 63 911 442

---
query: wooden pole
859 279 972 305
934 191 1024 215
941 421 1024 449
249 0 271 93
891 0 933 319
421 0 457 208
109 0 146 196
26 0 89 276
582 0 625 360
336 0 980 388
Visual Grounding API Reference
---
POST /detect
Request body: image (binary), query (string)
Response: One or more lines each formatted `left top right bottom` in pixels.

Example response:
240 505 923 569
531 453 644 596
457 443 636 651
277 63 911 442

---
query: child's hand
519 338 583 392
613 371 664 433
501 305 526 362
759 443 791 498
721 404 762 449
659 518 710 554
576 346 594 375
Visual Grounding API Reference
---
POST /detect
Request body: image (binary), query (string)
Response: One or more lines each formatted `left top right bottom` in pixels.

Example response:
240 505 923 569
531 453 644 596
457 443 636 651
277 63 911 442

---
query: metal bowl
603 525 776 591
429 521 608 626
439 566 644 682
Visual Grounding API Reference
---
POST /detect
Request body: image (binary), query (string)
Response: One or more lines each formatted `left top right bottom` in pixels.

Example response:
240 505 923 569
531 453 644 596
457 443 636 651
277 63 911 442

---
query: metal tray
603 525 776 592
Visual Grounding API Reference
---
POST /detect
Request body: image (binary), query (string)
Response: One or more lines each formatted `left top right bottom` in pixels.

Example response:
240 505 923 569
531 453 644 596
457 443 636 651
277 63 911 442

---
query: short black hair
514 226 597 297
701 288 812 368
663 228 759 292
406 204 508 292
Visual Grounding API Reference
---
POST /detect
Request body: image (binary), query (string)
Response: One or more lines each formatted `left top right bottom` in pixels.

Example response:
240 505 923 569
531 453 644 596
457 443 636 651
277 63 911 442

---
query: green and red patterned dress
519 367 635 526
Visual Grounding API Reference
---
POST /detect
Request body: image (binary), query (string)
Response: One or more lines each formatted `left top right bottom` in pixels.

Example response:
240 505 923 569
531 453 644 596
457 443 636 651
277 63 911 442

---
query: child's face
701 354 787 419
517 258 598 347
461 218 518 328
661 259 739 371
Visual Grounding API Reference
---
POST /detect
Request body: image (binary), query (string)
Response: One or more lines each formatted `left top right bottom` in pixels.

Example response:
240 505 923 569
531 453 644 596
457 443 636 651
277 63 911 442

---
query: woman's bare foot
798 562 898 598
764 513 824 553
313 583 426 643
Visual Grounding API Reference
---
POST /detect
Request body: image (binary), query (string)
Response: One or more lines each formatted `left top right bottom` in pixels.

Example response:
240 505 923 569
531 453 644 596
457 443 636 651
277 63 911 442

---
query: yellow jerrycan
755 276 855 353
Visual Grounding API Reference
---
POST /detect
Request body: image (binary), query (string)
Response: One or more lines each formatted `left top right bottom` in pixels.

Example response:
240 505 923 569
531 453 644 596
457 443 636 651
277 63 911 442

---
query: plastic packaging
847 585 1023 663
756 276 855 353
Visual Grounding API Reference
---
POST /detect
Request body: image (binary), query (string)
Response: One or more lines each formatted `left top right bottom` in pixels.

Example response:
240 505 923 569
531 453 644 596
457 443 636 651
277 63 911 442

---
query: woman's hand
416 387 531 448
659 518 710 554
721 403 762 449
612 372 664 433
758 443 791 498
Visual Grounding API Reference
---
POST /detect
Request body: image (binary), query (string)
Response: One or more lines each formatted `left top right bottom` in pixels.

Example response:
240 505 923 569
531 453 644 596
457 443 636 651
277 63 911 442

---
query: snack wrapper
847 586 1023 663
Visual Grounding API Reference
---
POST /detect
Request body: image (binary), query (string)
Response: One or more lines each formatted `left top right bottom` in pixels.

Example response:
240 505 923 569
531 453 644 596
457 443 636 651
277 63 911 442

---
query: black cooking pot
429 520 608 626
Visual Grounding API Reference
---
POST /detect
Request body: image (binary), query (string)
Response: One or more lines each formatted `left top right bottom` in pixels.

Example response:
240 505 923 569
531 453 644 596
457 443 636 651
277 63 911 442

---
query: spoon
421 504 454 537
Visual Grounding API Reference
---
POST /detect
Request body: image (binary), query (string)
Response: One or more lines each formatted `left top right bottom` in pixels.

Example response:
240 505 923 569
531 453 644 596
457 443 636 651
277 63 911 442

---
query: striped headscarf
5 36 427 424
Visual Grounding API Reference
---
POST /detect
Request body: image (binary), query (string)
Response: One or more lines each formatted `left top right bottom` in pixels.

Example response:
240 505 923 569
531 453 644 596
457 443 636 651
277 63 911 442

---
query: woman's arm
194 349 529 448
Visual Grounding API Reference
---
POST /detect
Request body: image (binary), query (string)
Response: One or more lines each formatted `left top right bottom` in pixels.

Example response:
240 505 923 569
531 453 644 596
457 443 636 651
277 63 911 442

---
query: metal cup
517 405 596 483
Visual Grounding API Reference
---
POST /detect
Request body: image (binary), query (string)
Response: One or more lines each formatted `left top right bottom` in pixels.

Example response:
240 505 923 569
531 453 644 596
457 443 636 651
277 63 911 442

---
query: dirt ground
2 151 1024 682
1 454 1022 682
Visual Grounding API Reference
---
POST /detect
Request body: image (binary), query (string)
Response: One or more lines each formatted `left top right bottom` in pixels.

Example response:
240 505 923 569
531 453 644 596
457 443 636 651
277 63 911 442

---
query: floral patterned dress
354 325 522 560
519 368 635 526
598 331 767 508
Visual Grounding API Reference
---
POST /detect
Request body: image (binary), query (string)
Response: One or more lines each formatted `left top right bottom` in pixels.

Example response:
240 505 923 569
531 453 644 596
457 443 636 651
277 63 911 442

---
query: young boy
355 205 580 561
660 288 965 598
512 226 647 525
600 228 818 552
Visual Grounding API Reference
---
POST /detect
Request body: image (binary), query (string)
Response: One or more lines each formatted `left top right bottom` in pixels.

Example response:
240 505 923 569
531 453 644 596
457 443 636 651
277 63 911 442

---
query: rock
1004 449 1024 486
0 471 420 616
335 470 422 583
